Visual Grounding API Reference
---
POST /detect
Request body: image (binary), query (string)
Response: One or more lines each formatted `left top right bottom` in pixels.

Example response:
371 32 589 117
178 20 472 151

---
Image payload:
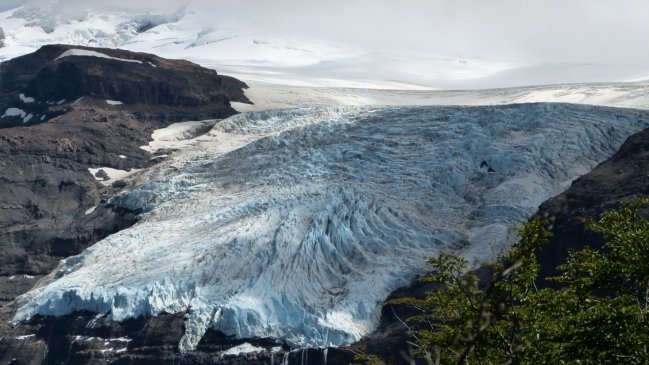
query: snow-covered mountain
3 1 649 89
14 104 649 351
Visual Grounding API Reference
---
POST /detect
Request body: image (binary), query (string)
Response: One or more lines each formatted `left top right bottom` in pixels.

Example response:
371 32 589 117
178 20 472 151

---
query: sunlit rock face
14 104 649 352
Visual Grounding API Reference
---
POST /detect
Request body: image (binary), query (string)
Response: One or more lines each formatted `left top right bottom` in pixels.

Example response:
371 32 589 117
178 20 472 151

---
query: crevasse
14 104 649 351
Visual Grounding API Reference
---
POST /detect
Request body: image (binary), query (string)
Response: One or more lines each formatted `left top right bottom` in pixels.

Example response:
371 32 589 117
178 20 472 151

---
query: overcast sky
5 0 649 66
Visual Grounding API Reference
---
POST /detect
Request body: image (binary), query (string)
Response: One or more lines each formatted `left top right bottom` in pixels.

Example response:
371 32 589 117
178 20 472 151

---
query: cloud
0 0 30 12
190 0 649 66
10 0 649 66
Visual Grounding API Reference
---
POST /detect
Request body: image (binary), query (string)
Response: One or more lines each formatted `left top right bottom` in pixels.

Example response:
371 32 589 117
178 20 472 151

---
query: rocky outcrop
0 44 250 127
0 45 251 363
0 309 358 365
534 126 649 280
0 45 249 285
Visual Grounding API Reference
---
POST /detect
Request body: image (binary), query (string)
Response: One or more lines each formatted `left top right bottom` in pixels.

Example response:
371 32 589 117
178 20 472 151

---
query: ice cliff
13 104 649 351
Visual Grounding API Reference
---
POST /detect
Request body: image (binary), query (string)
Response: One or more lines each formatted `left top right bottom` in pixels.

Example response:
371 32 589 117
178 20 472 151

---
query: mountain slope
535 126 649 279
12 104 649 356
0 45 249 345
0 44 249 127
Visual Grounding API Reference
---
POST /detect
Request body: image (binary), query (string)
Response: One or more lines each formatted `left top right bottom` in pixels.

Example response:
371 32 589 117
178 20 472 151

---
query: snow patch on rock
222 343 266 356
19 93 35 103
140 120 219 154
2 107 25 118
56 49 143 64
15 334 35 340
88 167 140 186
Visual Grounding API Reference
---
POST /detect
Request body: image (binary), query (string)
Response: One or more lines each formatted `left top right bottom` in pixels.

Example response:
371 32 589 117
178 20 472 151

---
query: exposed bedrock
534 126 649 279
0 45 250 363
0 44 250 128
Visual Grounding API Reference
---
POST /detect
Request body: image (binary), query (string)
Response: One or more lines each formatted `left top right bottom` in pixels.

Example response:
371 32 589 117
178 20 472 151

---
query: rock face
0 45 250 362
534 126 649 279
0 309 359 365
0 44 250 127
0 45 249 283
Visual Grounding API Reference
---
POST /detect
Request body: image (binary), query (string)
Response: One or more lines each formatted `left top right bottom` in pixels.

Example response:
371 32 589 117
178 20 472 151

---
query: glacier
13 104 649 351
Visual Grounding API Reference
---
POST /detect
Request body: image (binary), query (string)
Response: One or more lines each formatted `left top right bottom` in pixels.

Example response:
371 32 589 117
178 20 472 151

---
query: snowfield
233 81 649 112
14 104 649 351
3 2 649 89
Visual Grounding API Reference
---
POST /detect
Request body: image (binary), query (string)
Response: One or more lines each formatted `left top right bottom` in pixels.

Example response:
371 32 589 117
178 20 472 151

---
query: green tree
359 198 649 364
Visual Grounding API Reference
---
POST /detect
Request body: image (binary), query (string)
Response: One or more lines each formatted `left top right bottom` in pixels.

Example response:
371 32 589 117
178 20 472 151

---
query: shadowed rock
534 126 649 280
0 44 250 127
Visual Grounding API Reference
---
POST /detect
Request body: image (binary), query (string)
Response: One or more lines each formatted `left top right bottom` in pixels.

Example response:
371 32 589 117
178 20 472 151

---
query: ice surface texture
14 104 649 351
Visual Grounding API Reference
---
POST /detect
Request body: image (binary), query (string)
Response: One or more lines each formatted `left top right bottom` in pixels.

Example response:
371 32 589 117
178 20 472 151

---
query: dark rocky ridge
534 126 649 279
0 45 251 364
0 44 250 127
0 44 249 293
0 310 360 365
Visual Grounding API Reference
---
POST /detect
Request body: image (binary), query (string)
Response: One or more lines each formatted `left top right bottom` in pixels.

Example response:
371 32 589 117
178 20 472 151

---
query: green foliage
363 198 649 365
